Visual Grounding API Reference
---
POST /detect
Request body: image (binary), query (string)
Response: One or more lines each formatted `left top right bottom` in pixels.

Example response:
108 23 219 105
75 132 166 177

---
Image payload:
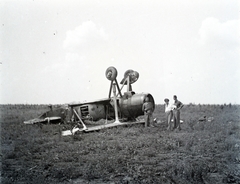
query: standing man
173 95 184 130
164 98 175 130
142 96 154 127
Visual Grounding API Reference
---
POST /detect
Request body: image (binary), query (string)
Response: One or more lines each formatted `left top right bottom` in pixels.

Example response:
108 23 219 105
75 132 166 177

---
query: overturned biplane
24 66 155 135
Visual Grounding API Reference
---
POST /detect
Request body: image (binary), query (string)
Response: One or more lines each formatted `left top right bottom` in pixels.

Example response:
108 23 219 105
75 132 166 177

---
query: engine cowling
118 93 155 119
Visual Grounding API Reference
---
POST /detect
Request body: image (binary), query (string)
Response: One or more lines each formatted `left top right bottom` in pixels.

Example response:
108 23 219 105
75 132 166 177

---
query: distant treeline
0 104 63 110
0 103 238 107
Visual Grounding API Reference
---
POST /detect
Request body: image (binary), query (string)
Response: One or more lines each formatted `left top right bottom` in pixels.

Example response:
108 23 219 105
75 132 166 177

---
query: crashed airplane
24 66 155 135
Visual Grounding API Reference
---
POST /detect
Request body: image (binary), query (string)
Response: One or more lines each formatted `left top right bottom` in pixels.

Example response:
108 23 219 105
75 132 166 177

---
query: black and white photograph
1 0 239 183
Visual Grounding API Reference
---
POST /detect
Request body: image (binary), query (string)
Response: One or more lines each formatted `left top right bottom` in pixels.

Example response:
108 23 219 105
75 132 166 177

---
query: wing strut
112 82 121 124
108 79 122 98
108 80 113 98
73 109 87 130
117 75 131 96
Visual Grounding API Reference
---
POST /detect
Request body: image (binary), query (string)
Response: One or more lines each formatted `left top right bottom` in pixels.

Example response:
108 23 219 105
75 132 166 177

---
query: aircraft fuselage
70 92 155 122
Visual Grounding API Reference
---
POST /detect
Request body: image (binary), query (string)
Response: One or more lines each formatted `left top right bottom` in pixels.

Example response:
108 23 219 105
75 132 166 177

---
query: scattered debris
198 116 214 122
198 116 207 122
207 117 214 122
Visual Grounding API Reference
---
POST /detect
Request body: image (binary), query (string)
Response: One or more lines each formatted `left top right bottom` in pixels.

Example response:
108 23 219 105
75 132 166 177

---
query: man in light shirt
164 98 176 130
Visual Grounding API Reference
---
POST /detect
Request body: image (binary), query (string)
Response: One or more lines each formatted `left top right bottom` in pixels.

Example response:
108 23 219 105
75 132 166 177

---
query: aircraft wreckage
24 66 155 135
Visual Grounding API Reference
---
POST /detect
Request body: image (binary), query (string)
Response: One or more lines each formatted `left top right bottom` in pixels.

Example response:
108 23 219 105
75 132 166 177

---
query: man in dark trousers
142 96 154 127
173 95 184 130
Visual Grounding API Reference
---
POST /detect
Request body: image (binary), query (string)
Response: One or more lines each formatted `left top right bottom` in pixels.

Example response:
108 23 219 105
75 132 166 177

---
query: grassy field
1 104 240 184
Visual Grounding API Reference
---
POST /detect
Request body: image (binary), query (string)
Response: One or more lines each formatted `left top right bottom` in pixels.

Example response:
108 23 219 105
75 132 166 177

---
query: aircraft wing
62 119 145 136
69 98 111 107
23 117 62 124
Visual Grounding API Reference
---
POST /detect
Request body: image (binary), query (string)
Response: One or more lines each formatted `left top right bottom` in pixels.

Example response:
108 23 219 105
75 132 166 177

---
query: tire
124 70 139 84
105 66 118 81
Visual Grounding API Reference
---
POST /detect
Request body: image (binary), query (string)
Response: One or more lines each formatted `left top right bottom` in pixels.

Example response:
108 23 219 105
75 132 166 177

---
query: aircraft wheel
124 70 139 84
106 66 118 81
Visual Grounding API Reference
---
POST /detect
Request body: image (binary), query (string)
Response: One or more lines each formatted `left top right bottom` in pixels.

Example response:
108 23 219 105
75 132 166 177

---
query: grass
0 104 240 183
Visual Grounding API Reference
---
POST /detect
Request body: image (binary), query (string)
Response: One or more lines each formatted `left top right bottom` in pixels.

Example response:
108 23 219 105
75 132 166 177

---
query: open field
1 104 240 184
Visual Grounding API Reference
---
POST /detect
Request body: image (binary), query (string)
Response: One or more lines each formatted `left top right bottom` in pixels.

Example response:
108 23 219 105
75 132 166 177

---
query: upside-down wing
68 98 111 107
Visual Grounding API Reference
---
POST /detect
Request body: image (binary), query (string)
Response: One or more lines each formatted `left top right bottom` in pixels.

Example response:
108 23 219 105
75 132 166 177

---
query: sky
0 0 239 105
